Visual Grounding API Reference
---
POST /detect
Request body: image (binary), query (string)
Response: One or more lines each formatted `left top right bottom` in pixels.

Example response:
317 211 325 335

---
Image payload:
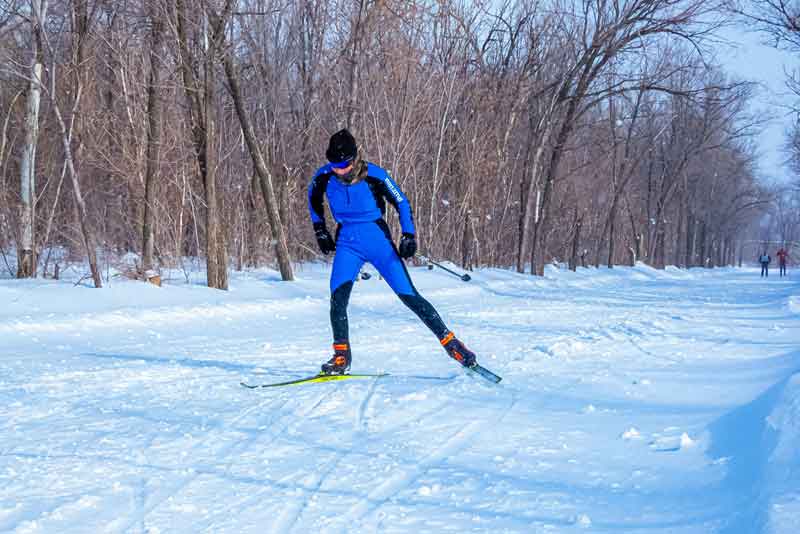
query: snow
1 262 799 533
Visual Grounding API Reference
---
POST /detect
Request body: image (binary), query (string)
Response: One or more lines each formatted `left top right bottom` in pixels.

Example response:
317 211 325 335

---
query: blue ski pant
329 220 448 344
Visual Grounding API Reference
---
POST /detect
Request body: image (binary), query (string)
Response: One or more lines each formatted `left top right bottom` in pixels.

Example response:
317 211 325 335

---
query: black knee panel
398 293 449 340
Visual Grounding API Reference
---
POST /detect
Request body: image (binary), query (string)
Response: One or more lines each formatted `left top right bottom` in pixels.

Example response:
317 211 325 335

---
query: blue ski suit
308 161 449 344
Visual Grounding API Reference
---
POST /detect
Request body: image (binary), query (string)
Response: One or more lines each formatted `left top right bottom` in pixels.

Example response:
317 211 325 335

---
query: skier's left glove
314 222 336 255
398 233 417 259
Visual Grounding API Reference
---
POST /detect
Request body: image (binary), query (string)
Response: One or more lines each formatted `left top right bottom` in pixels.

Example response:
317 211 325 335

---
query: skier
308 129 478 375
776 247 789 277
759 251 771 278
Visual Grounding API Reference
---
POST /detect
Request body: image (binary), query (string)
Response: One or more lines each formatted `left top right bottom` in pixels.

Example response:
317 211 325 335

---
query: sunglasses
330 157 354 169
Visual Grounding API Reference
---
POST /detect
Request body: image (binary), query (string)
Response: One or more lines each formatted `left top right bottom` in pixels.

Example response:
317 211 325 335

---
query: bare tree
218 9 294 281
44 0 103 287
727 1 800 55
600 87 646 268
0 0 771 281
728 0 800 189
520 0 723 275
16 0 48 278
142 0 164 275
174 0 231 290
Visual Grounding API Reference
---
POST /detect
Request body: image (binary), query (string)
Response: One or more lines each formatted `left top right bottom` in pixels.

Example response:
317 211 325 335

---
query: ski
240 366 500 388
241 373 387 389
466 363 502 384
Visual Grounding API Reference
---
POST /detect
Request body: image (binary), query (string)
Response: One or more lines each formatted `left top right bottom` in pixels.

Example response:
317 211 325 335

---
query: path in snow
0 264 798 533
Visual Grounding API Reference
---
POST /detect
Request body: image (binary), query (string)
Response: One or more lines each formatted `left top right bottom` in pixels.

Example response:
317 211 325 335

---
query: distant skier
759 252 771 277
308 128 478 374
776 247 789 277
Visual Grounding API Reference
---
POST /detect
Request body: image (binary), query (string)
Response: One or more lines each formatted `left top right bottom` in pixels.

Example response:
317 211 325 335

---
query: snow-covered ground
0 262 798 533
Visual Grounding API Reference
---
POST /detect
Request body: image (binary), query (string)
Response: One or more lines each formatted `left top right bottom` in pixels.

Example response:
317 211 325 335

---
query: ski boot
440 332 477 368
321 342 351 375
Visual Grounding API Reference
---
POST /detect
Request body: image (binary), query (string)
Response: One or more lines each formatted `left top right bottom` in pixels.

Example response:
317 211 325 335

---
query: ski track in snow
268 381 518 534
183 393 331 534
269 384 496 534
106 394 292 533
355 376 381 433
330 390 518 534
1 264 799 533
328 419 488 533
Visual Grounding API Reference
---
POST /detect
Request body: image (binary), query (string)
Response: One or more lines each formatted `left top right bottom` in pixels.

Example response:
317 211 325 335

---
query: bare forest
0 0 782 289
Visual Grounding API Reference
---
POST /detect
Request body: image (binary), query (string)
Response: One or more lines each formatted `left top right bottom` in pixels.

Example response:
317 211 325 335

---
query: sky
714 23 799 184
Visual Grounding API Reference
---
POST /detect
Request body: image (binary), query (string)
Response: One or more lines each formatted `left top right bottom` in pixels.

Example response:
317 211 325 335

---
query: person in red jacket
776 247 789 277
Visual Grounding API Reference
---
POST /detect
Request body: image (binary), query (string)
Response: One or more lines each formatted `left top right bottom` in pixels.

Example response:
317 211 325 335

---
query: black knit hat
326 129 358 164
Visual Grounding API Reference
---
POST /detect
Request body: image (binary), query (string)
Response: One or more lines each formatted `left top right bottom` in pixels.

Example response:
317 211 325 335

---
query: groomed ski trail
324 389 517 534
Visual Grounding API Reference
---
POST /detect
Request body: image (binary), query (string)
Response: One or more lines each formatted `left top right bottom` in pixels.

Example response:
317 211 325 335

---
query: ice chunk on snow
622 427 641 440
679 432 695 448
418 485 443 496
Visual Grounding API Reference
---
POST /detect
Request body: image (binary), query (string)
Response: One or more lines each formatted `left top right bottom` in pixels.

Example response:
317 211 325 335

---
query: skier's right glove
314 222 336 255
398 233 417 259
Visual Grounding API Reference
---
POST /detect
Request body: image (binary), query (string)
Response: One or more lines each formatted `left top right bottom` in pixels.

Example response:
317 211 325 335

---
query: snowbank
764 372 800 534
709 358 800 534
789 296 800 315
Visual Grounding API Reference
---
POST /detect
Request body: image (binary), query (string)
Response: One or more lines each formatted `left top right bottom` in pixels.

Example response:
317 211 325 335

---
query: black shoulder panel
366 176 391 216
309 172 333 222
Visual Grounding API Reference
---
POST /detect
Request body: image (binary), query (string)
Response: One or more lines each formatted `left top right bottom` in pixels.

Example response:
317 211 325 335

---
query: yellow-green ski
240 373 387 389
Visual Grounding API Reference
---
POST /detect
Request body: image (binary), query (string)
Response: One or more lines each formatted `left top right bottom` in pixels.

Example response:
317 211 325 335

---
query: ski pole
415 253 471 282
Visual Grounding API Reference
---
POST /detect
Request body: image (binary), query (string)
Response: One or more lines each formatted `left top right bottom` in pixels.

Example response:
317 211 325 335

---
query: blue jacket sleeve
379 171 416 235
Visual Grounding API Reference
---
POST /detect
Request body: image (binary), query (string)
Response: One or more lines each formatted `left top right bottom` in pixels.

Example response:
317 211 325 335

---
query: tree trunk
222 51 294 281
40 0 101 287
607 200 617 269
460 211 471 269
655 229 666 269
17 0 49 278
175 0 229 289
518 112 554 273
531 110 576 276
623 192 641 263
64 0 102 287
345 0 367 128
593 217 604 269
684 212 694 267
674 193 685 268
203 49 227 290
142 7 164 274
52 100 102 287
698 220 707 267
247 173 260 267
570 209 582 272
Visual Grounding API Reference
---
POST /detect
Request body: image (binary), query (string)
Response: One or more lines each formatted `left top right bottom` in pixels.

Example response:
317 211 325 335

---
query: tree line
0 0 783 289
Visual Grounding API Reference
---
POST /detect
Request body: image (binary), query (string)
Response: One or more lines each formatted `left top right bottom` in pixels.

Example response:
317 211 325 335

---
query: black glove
398 233 417 259
314 222 336 255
